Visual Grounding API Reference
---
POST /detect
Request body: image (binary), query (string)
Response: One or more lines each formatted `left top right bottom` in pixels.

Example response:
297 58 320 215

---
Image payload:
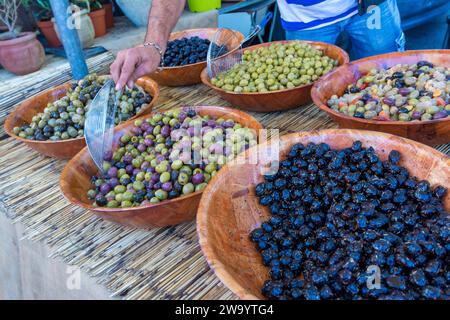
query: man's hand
111 46 161 90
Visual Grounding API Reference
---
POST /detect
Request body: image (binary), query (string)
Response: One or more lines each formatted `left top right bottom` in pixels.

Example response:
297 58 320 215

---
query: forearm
144 0 186 52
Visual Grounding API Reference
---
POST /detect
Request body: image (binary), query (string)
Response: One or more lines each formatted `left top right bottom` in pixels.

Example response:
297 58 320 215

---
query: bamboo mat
0 83 449 300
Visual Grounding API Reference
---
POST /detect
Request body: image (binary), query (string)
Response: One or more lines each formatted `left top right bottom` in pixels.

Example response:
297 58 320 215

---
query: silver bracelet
143 41 164 68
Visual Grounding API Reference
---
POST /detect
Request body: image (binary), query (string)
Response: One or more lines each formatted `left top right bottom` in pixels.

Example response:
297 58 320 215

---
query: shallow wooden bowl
60 105 263 229
4 77 160 159
148 28 244 87
311 50 450 146
200 40 350 112
197 129 450 299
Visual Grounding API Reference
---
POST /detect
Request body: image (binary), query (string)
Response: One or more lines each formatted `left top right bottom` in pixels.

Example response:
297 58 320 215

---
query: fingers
111 47 160 90
125 55 159 88
125 64 152 88
110 51 125 86
116 51 140 91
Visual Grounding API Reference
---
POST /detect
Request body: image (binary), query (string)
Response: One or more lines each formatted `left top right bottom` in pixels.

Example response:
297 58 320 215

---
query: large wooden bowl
197 129 450 299
60 105 263 229
311 50 450 146
4 77 160 159
200 40 350 112
148 28 244 87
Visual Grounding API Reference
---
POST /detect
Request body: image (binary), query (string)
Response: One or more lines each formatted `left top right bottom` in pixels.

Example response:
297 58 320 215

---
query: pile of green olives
211 41 338 93
88 107 258 208
13 74 153 141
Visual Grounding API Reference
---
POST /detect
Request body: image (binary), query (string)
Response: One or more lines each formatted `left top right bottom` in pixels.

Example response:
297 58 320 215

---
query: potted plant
0 0 45 75
99 0 113 28
28 0 62 47
72 0 106 37
53 2 95 48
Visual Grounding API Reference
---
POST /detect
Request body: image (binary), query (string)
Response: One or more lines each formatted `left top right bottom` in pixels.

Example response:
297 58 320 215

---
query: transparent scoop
85 79 122 173
207 12 273 78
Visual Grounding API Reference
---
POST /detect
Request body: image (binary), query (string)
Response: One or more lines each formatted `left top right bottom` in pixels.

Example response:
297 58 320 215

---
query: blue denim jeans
285 0 406 60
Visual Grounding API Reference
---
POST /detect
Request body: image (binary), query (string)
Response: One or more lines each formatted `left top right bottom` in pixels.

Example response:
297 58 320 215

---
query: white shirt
278 0 358 31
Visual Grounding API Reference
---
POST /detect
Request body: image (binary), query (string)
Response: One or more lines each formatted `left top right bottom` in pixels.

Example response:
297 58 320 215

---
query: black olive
250 141 449 300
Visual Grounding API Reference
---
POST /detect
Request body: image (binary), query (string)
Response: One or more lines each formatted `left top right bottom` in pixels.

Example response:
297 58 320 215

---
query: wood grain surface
197 129 450 299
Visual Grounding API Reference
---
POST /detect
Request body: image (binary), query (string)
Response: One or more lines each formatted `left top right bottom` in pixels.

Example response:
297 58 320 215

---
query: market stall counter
0 83 449 300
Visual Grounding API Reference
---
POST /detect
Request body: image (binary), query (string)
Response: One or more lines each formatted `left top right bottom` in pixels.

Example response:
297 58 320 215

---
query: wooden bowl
4 77 160 159
200 40 350 112
311 50 450 146
197 129 450 299
60 105 263 229
148 28 244 87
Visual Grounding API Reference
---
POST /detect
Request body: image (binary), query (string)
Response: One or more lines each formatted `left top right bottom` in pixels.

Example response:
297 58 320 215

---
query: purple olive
125 164 134 174
141 161 150 170
207 120 216 127
145 126 154 135
411 111 422 120
153 182 162 190
187 127 195 137
209 143 223 154
133 168 141 176
109 178 119 188
103 150 113 161
222 120 234 128
100 183 111 195
122 154 133 164
151 173 160 183
107 167 118 178
161 125 171 137
382 97 395 106
433 110 448 120
192 173 205 185
162 182 172 192
131 127 142 135
141 122 150 132
398 88 410 96
178 112 187 122
137 144 146 152
144 138 154 147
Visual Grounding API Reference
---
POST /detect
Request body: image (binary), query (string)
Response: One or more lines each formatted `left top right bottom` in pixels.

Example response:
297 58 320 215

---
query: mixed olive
211 41 338 93
13 74 153 141
88 107 257 208
251 141 449 300
164 36 227 67
327 61 450 121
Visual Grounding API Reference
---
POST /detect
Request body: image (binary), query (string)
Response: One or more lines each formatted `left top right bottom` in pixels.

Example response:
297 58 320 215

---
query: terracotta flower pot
37 20 62 47
88 8 107 37
0 32 45 75
103 2 114 28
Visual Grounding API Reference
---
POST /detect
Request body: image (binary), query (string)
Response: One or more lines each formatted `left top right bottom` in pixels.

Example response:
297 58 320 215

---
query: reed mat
0 83 449 299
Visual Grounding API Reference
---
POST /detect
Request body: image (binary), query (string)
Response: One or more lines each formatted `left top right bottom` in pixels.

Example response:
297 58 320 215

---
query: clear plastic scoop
85 79 122 173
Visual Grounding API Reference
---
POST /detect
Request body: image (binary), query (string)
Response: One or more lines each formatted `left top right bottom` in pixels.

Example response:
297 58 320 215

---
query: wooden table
0 83 449 299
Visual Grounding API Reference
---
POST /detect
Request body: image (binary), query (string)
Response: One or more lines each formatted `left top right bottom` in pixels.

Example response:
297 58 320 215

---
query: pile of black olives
13 74 152 141
251 141 449 300
163 36 227 67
